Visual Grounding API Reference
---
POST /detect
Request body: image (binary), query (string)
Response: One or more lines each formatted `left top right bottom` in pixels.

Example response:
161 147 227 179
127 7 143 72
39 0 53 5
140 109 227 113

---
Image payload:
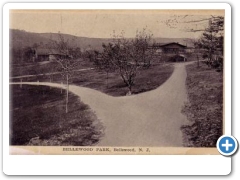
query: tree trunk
66 74 69 113
126 85 132 96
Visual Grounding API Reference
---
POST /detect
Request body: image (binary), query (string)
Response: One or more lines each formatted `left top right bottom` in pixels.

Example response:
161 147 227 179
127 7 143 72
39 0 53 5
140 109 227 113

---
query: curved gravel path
10 62 191 147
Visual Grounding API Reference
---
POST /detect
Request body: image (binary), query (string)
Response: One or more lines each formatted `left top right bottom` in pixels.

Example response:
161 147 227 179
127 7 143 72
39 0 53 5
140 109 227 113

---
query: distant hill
10 29 195 51
38 33 114 51
10 29 50 49
10 29 113 51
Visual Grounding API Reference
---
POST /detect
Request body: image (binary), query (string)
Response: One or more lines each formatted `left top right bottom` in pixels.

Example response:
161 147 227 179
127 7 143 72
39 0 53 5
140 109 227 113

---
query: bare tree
87 49 115 88
50 33 80 113
160 15 223 33
91 29 153 95
134 29 154 67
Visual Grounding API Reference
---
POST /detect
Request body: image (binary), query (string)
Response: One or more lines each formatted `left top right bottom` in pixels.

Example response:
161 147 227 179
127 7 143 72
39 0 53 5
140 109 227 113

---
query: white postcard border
3 2 231 175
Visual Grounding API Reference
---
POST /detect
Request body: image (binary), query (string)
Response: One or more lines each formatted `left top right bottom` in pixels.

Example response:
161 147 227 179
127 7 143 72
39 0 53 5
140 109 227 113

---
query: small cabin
152 42 187 55
149 42 188 62
35 49 70 62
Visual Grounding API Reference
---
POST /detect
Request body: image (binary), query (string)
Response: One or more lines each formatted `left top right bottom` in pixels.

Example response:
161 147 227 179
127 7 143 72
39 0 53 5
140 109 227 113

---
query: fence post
20 78 22 88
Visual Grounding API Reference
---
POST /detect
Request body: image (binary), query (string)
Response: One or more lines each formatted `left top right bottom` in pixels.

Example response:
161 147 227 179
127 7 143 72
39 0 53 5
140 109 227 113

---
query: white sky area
10 10 224 39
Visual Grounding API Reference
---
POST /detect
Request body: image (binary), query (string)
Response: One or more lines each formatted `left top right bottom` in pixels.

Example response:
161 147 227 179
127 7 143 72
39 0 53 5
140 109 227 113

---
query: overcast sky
10 10 224 39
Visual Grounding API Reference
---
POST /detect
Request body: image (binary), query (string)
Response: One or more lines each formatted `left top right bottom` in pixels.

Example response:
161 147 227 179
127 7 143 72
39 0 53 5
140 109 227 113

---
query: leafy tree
194 16 224 69
23 47 35 62
69 47 82 59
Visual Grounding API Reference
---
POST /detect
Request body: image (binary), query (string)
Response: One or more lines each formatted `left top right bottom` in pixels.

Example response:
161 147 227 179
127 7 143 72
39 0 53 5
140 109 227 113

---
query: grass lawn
181 62 223 147
10 58 92 77
10 85 104 146
12 63 174 97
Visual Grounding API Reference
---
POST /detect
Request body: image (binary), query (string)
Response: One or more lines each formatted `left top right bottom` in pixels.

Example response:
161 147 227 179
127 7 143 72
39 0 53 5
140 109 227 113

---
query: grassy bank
11 63 174 97
10 85 104 146
182 62 223 147
71 63 174 96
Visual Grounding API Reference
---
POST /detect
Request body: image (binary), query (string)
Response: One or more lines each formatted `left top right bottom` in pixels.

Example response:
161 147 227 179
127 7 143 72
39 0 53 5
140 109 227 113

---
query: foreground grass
10 85 104 146
182 62 223 147
12 63 174 97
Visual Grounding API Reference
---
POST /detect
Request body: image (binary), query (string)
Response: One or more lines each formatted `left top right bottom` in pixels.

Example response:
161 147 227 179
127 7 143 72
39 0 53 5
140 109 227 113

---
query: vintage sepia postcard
7 7 226 155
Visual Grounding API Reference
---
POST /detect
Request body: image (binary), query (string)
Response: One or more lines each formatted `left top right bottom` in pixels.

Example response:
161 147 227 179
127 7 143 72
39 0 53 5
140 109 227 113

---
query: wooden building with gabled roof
151 42 187 54
35 48 70 62
149 42 188 62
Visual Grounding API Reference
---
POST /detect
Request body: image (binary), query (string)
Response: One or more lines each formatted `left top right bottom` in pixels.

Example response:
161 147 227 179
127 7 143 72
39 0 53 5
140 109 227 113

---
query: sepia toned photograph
9 9 224 154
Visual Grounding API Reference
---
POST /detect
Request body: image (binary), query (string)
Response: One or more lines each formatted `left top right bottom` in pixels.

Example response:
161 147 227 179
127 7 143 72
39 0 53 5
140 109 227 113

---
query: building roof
151 42 187 48
37 48 68 56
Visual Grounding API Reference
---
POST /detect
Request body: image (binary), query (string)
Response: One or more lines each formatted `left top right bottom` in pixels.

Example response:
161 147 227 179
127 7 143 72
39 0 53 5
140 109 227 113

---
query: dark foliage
182 62 223 147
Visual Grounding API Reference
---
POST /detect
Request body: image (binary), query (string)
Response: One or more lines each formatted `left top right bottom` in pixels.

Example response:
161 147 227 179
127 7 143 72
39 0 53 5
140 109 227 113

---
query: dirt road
10 62 191 147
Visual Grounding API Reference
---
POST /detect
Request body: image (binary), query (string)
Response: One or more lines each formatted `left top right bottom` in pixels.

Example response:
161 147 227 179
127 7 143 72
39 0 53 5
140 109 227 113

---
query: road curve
10 62 191 147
